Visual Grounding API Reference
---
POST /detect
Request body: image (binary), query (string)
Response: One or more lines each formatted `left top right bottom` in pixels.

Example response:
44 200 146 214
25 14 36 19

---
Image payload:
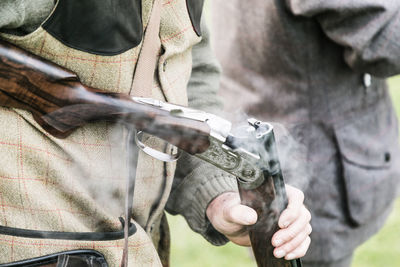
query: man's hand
206 191 257 246
272 185 312 260
206 184 311 260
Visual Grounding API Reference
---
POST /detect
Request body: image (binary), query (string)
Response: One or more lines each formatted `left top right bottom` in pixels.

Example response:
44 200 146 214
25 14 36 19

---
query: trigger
134 131 181 162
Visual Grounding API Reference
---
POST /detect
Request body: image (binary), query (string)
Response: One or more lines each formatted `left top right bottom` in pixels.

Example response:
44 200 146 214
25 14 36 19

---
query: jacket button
384 152 391 162
163 61 167 72
363 73 372 88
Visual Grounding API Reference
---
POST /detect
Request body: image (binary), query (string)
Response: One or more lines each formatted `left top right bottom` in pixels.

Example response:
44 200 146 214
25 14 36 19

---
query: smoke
271 122 311 191
221 109 311 192
63 122 131 222
37 96 311 245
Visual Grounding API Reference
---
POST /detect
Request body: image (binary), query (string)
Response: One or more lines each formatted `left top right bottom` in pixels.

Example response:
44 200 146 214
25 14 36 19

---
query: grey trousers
302 255 353 267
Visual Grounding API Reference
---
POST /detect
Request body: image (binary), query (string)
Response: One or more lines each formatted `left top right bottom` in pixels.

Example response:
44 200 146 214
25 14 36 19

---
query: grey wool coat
213 0 400 263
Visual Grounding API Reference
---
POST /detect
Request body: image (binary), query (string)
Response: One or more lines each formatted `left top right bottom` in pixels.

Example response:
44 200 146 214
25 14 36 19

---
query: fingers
278 185 304 228
273 205 311 245
272 200 311 260
273 223 312 259
285 236 311 260
271 184 311 259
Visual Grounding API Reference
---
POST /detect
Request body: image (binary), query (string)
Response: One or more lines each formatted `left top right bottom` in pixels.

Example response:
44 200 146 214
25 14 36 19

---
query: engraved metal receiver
131 97 269 190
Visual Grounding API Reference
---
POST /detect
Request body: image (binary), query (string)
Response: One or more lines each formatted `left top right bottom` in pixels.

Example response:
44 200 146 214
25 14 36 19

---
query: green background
167 77 400 266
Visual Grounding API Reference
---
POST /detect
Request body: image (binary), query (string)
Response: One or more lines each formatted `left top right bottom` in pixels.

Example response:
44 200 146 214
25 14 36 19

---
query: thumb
224 204 258 225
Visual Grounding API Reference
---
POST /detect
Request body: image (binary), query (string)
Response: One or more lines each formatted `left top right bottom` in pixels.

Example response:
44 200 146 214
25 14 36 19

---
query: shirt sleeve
286 0 400 77
165 16 238 246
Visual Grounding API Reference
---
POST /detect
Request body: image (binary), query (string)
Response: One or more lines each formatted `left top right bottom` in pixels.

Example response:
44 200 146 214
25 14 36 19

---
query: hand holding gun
0 39 309 267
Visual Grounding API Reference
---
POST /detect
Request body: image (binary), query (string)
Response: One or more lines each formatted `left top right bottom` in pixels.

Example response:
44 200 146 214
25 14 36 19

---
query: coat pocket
334 106 399 226
3 250 108 267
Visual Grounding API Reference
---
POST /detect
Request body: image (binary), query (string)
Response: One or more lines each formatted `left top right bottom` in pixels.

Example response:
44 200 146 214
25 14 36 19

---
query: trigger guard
134 131 181 162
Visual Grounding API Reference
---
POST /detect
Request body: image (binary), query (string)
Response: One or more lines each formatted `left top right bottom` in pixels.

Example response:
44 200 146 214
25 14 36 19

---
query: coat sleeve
165 16 238 246
0 0 54 34
286 0 400 77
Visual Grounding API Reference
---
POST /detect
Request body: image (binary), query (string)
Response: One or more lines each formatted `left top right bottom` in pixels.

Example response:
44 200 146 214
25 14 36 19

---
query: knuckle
283 241 296 252
304 208 312 222
298 250 307 258
289 210 300 225
287 230 297 240
291 186 304 202
287 205 300 218
283 210 294 222
278 211 290 228
298 237 311 257
307 224 313 235
298 190 305 202
224 206 236 222
305 236 311 248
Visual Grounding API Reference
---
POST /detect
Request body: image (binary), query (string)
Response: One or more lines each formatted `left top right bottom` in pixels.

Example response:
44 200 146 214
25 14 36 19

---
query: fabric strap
123 1 162 266
130 0 162 97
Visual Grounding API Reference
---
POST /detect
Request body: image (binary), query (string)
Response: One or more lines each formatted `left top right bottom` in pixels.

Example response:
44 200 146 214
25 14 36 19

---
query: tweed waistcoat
0 0 202 265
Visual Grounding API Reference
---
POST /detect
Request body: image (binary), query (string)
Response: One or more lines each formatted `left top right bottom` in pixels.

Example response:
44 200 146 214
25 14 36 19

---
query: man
0 0 310 266
212 1 400 266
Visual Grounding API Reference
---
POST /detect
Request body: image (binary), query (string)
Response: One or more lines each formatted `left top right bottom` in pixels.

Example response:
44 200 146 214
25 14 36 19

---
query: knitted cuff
185 166 238 246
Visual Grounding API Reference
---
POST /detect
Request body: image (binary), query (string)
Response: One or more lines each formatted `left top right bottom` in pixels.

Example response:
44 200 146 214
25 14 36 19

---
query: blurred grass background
167 78 400 266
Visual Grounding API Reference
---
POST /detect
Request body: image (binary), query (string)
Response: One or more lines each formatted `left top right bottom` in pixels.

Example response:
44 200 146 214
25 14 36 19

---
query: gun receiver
0 39 302 267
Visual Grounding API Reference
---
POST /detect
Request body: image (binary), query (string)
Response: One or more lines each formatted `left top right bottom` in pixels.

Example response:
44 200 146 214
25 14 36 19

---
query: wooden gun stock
0 39 210 155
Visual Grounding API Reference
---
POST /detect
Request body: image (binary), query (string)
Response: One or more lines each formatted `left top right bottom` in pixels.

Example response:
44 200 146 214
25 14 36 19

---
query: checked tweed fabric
0 0 201 266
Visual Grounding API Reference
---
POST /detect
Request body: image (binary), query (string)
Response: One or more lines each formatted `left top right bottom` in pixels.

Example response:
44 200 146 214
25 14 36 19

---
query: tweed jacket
213 0 400 262
0 0 237 266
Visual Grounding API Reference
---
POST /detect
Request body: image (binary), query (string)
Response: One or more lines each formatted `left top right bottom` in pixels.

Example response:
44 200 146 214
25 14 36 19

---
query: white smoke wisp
271 122 311 191
221 108 311 192
70 122 130 220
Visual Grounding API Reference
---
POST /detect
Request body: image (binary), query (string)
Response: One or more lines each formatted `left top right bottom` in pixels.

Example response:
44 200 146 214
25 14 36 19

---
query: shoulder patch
43 0 143 56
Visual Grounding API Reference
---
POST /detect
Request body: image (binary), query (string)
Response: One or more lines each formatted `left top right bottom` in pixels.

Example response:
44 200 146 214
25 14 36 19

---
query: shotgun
0 39 302 267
